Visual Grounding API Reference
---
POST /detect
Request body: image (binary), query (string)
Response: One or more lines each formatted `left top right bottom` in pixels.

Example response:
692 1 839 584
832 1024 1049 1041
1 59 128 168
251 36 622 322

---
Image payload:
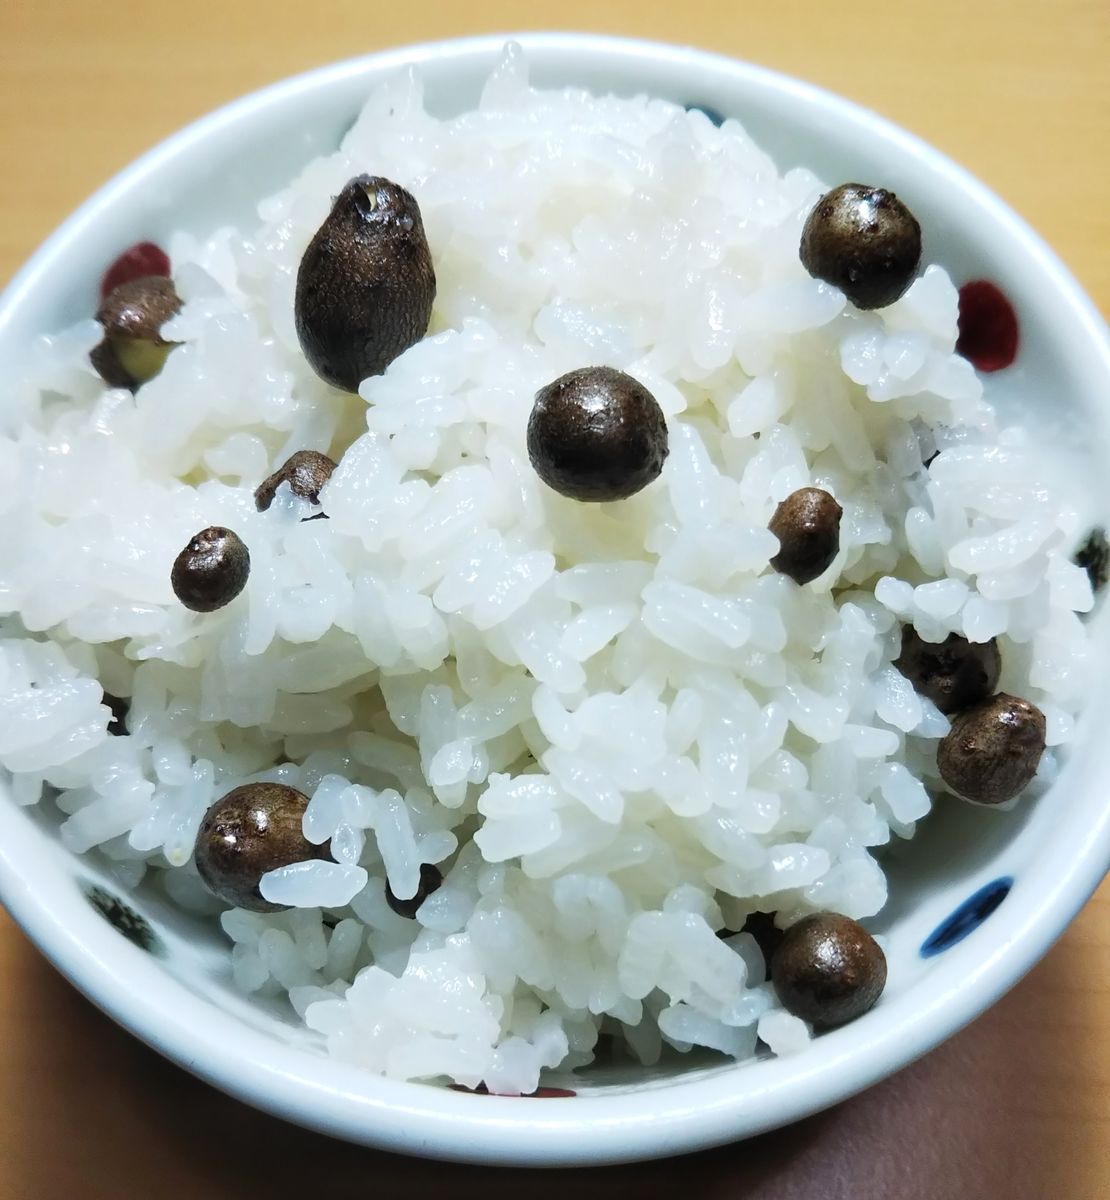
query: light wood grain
0 1 1107 1194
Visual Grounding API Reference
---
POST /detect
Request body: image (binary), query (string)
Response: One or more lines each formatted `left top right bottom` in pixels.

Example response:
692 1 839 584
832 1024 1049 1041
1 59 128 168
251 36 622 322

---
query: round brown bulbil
527 366 669 502
799 183 922 310
937 692 1046 805
194 783 331 912
768 487 842 585
171 526 250 613
295 175 436 392
770 912 887 1028
254 449 337 511
894 627 1001 715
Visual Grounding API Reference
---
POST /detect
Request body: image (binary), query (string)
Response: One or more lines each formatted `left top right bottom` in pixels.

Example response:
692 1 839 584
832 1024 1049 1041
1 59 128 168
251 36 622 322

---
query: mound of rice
0 46 1095 1090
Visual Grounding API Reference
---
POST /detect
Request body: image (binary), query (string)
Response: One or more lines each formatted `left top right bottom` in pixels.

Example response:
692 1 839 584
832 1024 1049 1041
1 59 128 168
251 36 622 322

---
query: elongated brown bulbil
295 175 436 392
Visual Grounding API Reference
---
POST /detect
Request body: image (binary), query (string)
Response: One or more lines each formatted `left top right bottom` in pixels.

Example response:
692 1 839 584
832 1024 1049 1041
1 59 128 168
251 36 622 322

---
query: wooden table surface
1 1 1107 1195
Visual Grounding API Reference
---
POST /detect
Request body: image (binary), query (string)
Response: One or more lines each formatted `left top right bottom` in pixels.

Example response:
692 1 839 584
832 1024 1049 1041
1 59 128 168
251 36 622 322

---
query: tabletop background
1 1 1107 1196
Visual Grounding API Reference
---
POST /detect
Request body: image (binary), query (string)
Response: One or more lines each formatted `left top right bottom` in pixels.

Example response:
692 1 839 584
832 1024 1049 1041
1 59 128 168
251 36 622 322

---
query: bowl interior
1 33 1109 1165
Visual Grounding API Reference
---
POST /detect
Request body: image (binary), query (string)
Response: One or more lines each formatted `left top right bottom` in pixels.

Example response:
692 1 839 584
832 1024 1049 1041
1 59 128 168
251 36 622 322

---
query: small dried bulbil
937 692 1046 805
527 366 669 502
194 783 330 912
254 449 338 512
385 862 443 919
800 183 922 310
90 275 181 388
171 526 250 613
295 175 436 392
770 912 887 1028
894 627 1001 715
768 487 842 585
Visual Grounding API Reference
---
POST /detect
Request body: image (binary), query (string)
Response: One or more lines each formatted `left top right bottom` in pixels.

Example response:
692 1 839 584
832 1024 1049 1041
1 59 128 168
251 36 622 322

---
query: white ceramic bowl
1 32 1109 1168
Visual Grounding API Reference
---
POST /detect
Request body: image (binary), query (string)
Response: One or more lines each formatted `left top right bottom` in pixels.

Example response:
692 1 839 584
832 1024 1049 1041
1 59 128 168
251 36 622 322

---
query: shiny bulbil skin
894 627 1001 715
527 366 669 502
937 692 1047 805
194 783 330 912
90 274 182 389
171 526 250 613
768 487 843 585
295 175 436 392
771 912 887 1028
800 183 922 310
254 449 337 512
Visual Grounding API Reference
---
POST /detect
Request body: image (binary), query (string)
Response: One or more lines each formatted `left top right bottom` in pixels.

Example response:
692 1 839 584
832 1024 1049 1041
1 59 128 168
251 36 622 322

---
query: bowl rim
1 29 1109 1168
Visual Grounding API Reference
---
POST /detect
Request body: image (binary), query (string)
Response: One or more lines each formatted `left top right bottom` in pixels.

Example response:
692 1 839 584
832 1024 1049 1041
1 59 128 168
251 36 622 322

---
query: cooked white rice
0 45 1096 1093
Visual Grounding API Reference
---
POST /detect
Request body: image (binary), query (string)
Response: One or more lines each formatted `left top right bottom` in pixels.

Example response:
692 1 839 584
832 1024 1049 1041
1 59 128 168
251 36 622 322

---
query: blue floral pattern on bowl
686 104 726 126
920 877 1013 958
82 881 163 956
